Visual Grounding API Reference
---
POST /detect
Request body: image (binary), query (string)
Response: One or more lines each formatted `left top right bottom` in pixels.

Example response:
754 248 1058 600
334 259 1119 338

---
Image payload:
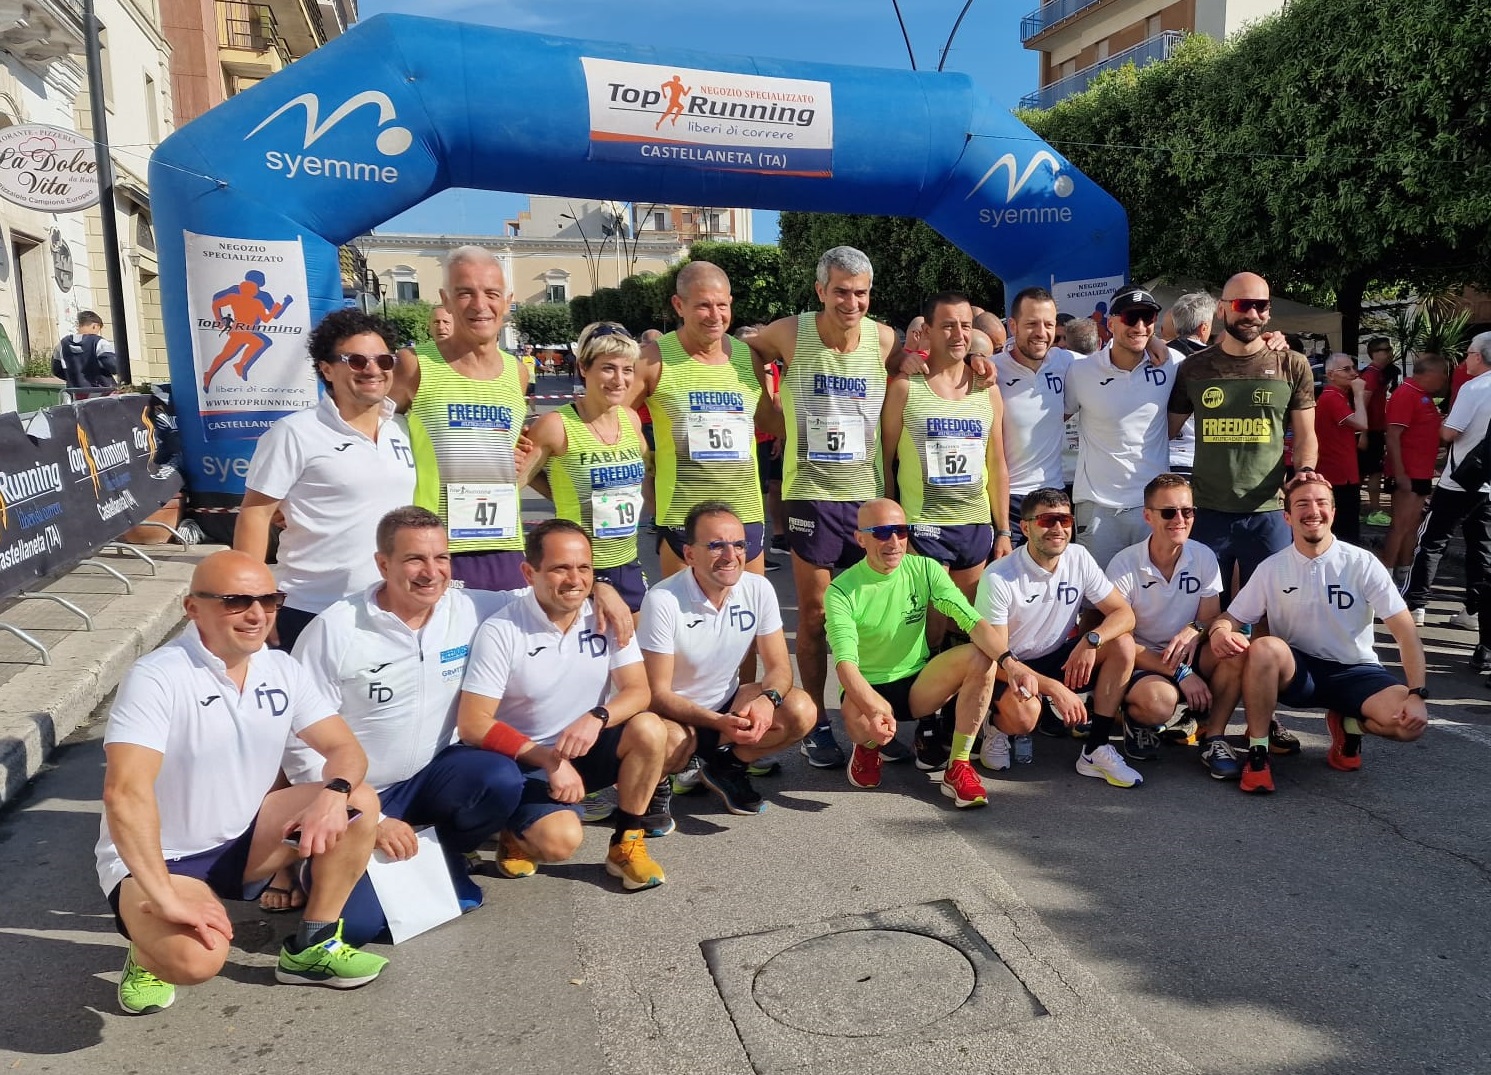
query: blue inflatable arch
149 13 1128 502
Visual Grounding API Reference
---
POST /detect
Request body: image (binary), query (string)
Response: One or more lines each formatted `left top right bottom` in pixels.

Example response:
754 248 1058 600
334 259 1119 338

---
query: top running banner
580 57 833 177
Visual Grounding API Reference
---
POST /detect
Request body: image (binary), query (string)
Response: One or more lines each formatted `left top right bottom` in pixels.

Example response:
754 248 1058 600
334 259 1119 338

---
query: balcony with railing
217 0 292 77
1020 30 1184 110
1020 0 1103 42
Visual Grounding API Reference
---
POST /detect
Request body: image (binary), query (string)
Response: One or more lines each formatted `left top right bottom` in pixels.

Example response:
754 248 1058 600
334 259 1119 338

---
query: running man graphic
202 270 295 392
656 74 691 130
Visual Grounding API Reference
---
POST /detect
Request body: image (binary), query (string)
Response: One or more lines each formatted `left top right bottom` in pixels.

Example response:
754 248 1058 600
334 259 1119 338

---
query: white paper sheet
364 826 462 944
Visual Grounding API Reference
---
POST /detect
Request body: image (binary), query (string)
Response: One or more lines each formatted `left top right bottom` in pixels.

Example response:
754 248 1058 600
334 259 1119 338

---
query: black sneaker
1036 700 1067 738
914 726 951 772
641 776 675 836
764 557 783 572
771 534 790 553
699 752 765 815
1268 718 1302 756
880 735 913 763
1122 723 1161 761
1473 645 1491 674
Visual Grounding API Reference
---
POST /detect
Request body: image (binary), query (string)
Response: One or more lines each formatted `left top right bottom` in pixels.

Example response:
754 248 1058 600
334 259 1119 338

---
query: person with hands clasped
96 551 388 1017
975 488 1142 788
456 521 678 891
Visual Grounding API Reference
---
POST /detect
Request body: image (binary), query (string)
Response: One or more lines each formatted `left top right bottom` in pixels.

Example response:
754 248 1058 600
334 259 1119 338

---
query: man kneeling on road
1204 475 1428 793
1106 474 1227 767
976 488 1143 787
826 499 1031 808
457 520 678 890
97 551 387 1017
639 501 816 816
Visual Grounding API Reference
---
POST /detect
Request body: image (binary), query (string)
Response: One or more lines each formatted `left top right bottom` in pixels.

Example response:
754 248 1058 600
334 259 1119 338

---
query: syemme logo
812 373 867 398
246 90 412 184
968 151 1077 230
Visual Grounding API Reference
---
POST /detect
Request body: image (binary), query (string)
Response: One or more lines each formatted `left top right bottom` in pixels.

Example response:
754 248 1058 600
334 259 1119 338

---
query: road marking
1428 717 1491 749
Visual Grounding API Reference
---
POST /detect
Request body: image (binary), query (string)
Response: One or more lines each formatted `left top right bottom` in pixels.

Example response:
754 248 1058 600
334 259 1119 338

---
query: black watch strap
762 688 784 708
324 778 353 795
588 705 611 727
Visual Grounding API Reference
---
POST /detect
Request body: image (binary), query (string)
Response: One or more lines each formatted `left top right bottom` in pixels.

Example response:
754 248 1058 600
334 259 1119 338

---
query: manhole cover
751 928 975 1037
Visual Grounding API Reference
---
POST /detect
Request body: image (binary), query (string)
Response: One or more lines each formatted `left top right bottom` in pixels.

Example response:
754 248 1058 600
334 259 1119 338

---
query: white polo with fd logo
976 543 1114 660
638 570 784 709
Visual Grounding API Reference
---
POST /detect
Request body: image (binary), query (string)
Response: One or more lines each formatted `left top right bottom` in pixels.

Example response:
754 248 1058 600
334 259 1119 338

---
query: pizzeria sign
0 124 101 213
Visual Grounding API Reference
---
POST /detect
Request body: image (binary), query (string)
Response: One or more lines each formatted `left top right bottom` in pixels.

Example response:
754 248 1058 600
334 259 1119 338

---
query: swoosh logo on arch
245 90 413 156
965 151 1064 202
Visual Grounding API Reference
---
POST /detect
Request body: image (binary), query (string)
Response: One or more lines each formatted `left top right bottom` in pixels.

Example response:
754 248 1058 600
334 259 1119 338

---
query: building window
1146 14 1162 37
395 280 419 302
653 211 666 231
144 74 160 143
546 283 567 304
1096 39 1109 61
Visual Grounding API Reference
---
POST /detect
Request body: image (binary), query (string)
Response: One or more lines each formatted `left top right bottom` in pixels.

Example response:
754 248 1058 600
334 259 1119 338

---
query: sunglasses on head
703 538 748 553
859 524 910 541
1117 309 1157 327
589 323 633 341
332 352 397 372
1150 506 1196 520
1228 299 1271 314
192 591 287 613
1026 512 1074 529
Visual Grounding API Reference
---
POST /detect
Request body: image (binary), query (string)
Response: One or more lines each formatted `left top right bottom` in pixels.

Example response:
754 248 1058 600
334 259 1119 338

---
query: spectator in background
1053 312 1074 351
1359 337 1399 526
1314 353 1369 546
1381 354 1449 583
1164 292 1217 479
53 310 119 397
1063 317 1100 358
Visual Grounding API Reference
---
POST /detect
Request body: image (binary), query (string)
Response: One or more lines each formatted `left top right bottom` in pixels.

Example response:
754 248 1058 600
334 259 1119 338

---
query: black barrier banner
0 396 182 601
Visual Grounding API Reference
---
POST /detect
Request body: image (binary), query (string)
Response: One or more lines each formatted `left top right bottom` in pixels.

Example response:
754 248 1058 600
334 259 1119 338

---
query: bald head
675 261 730 299
186 551 279 661
973 310 1007 351
968 329 993 359
1221 272 1269 300
857 498 906 529
192 549 275 594
640 328 663 344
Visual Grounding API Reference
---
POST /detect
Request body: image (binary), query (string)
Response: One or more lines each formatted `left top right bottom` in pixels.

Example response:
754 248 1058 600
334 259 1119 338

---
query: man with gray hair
1063 317 1100 357
749 246 903 767
392 246 530 591
1164 292 1216 477
1404 332 1491 673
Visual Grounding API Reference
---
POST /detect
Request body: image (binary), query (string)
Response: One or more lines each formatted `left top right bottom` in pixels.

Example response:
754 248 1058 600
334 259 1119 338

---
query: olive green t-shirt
1168 346 1315 512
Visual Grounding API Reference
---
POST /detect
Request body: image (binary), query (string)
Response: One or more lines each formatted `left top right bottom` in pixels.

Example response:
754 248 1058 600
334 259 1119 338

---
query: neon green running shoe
118 945 175 1015
275 921 388 988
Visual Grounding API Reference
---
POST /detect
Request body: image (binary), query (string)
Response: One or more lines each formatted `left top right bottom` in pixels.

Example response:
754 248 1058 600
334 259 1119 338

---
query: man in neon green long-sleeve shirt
825 499 1034 808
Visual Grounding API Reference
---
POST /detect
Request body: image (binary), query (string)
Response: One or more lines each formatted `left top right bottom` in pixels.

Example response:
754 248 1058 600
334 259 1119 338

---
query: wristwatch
323 778 352 795
996 529 1014 538
761 688 784 708
1189 619 1207 635
588 705 611 727
1084 630 1102 649
1408 686 1429 700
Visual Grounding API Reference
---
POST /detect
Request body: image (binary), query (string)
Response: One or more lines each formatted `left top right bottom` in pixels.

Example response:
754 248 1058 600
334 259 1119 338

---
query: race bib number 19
446 483 519 540
806 415 865 463
592 485 644 538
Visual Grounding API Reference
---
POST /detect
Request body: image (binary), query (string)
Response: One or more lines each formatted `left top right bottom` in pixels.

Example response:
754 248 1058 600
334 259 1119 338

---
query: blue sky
360 0 1035 243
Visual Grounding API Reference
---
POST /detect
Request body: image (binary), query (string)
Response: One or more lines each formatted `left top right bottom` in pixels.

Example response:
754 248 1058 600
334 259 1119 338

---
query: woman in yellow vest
520 322 650 613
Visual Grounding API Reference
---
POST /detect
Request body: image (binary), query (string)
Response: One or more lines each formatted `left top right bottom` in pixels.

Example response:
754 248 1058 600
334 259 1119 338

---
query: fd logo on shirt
578 628 608 658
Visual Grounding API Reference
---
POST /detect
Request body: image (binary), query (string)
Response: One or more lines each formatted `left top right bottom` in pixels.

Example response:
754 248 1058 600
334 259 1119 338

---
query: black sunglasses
1150 506 1196 520
191 591 288 613
332 352 396 372
589 323 633 341
1228 299 1271 315
1117 309 1158 327
859 524 910 541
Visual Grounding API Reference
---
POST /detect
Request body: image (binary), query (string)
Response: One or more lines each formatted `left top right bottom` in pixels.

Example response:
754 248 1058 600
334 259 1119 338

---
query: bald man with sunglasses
237 310 417 652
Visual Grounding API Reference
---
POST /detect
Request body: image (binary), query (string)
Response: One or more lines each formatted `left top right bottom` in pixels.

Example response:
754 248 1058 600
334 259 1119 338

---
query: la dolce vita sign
0 124 101 213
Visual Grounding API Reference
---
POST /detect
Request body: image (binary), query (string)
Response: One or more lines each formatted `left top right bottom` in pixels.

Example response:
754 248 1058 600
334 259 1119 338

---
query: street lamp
559 205 603 293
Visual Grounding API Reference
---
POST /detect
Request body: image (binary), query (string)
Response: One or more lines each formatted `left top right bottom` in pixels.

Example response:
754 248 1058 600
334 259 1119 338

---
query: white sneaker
980 728 1012 771
1410 607 1426 627
1076 743 1144 788
1447 609 1480 631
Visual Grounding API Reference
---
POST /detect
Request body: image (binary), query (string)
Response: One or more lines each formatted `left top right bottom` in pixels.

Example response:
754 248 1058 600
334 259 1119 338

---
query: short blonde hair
577 321 639 370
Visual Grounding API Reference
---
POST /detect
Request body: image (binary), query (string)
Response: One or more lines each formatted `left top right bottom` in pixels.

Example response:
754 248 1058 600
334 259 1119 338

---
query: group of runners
95 244 1432 1018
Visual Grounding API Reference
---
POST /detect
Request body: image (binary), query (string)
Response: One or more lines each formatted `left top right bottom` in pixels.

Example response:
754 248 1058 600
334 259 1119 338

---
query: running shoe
670 755 703 795
1239 747 1275 793
1410 607 1426 627
580 786 618 822
1325 710 1363 772
764 557 783 573
800 726 846 768
847 744 882 788
1036 702 1068 738
1123 723 1161 761
494 831 536 879
699 752 765 815
1075 744 1144 788
979 728 1012 771
747 757 782 778
940 760 989 808
914 714 953 771
1071 720 1093 740
641 776 676 837
1161 714 1201 746
275 921 388 988
1268 719 1302 756
1365 511 1392 527
1200 736 1242 780
605 829 665 891
1473 645 1491 675
771 533 790 553
1450 610 1481 633
118 945 175 1015
880 735 913 763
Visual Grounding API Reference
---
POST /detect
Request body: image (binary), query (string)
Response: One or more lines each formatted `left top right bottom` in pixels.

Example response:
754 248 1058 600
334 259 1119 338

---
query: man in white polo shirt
1205 476 1429 793
97 551 387 1017
639 501 816 816
1106 474 1231 772
236 309 416 651
1065 286 1185 568
976 487 1142 787
456 520 675 891
994 287 1075 539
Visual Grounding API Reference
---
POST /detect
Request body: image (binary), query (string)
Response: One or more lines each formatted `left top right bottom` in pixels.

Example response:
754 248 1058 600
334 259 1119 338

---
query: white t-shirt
995 346 1076 495
245 394 417 613
461 591 642 745
976 543 1115 660
1107 538 1223 653
1440 371 1491 494
1227 538 1406 664
637 570 784 708
94 626 337 896
1065 345 1183 508
284 585 520 790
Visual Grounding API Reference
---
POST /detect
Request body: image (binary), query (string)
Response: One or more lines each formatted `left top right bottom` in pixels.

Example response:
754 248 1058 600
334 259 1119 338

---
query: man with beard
1204 476 1428 793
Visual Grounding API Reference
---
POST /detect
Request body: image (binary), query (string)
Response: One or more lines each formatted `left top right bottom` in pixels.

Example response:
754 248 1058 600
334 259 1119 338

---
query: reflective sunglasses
1228 299 1271 315
333 352 397 372
703 538 749 553
859 524 910 541
191 591 288 613
1151 506 1196 520
1027 512 1074 529
1117 309 1158 327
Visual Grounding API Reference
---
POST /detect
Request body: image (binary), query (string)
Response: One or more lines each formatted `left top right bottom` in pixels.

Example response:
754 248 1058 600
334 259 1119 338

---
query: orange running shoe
1239 748 1275 794
1325 710 1363 772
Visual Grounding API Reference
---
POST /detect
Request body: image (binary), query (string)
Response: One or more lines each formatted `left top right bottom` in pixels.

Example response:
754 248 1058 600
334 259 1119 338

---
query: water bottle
1012 734 1034 764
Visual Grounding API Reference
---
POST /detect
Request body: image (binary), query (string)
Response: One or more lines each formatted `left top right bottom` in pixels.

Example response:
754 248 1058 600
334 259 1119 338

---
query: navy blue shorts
108 817 267 939
1190 509 1290 595
1280 647 1401 721
451 549 528 591
910 522 993 571
784 499 866 569
507 724 627 835
658 522 766 564
595 560 649 613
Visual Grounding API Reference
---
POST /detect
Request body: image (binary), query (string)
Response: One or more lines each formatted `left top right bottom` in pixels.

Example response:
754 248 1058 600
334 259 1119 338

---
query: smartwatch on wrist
588 705 611 727
1408 686 1429 700
1085 630 1102 649
324 778 352 795
996 529 1014 538
761 688 784 708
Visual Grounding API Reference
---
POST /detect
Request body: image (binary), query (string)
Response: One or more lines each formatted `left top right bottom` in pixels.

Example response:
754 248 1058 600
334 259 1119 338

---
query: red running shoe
940 760 988 808
847 744 882 789
1325 710 1363 772
1239 749 1275 794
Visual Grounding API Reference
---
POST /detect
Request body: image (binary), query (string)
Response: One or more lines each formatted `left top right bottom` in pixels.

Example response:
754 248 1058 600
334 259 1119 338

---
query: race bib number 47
446 483 519 540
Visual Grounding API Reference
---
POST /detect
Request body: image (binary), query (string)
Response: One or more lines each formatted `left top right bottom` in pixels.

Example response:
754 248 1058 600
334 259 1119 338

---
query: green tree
569 293 595 333
381 301 434 347
511 302 574 346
